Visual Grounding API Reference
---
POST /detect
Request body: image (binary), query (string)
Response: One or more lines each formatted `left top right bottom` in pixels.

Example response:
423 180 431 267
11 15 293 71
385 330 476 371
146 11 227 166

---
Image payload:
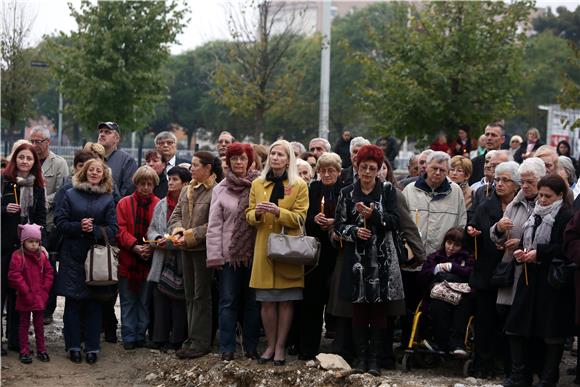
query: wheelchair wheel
462 359 474 377
401 352 412 371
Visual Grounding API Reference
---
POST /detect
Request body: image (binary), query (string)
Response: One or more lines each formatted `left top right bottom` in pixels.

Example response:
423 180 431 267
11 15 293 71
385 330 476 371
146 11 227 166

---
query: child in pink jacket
8 223 54 364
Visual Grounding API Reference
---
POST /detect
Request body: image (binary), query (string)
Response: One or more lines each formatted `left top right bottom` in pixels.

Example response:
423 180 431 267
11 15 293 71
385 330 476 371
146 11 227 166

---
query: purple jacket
418 249 475 289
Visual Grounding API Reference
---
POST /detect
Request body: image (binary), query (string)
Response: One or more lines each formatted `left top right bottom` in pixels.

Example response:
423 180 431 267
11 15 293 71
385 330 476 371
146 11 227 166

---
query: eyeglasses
359 164 378 173
494 177 514 184
318 168 338 175
156 140 175 146
30 138 49 145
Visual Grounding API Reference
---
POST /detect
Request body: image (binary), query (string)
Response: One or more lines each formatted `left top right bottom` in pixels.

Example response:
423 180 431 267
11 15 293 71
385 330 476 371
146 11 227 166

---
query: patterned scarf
16 175 35 221
128 192 154 293
266 170 287 204
522 199 562 251
225 170 260 266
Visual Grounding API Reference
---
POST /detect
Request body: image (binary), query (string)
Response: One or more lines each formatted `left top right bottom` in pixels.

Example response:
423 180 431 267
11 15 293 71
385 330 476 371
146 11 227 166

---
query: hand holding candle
320 196 325 215
13 185 18 205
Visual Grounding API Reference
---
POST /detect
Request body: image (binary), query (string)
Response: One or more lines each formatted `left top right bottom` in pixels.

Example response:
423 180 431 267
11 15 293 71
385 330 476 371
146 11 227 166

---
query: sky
17 0 580 55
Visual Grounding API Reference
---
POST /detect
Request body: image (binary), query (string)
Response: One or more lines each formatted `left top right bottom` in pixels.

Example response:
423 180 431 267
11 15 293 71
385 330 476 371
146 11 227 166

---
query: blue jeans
217 263 259 353
63 297 102 353
119 278 151 344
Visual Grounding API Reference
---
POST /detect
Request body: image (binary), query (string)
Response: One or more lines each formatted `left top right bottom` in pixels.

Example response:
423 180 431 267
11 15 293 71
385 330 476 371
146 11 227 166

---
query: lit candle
13 185 18 205
474 235 478 260
415 209 419 225
320 196 325 214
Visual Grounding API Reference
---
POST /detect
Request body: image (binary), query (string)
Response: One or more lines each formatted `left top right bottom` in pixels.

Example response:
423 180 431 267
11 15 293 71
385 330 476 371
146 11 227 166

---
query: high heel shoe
257 354 274 364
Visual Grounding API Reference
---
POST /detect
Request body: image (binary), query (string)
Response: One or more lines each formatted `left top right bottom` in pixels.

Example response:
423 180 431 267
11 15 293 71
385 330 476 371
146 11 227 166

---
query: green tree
1 0 37 140
211 1 309 141
50 0 188 136
354 1 533 139
533 6 580 45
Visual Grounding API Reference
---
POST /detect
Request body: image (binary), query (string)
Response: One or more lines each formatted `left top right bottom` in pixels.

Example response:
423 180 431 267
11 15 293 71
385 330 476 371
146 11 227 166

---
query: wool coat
54 180 118 299
506 206 574 338
8 248 54 311
246 176 309 289
564 210 580 325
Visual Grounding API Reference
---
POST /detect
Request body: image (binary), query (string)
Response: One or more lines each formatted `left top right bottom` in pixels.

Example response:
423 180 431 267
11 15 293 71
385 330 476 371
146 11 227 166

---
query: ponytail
194 151 224 183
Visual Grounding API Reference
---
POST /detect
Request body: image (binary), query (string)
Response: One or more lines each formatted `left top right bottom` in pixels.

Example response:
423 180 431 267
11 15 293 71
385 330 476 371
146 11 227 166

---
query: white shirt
165 155 176 174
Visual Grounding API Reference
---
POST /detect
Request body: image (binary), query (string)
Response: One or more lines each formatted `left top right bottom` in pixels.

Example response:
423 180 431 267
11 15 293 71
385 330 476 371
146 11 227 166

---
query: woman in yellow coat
246 139 309 366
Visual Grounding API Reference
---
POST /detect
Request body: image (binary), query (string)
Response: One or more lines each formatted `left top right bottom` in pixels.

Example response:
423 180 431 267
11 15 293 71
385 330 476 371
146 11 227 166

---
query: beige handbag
430 281 471 306
267 219 320 267
85 227 119 286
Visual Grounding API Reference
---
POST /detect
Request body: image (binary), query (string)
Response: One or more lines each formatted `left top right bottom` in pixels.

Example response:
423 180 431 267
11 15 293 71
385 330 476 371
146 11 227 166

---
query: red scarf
128 192 154 293
166 190 179 221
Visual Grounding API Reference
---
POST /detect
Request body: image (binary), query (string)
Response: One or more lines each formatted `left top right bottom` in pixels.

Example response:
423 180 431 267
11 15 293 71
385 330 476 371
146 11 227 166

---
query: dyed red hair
356 144 384 167
226 142 254 172
2 143 44 188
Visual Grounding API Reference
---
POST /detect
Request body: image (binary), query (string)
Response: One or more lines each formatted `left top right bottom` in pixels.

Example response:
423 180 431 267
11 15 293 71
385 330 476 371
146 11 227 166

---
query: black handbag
490 260 515 288
548 258 576 290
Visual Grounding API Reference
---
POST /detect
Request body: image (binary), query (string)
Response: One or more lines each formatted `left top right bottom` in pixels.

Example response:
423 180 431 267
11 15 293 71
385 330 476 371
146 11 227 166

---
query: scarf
225 170 260 266
522 199 562 251
266 170 287 204
166 190 179 221
128 192 154 293
16 175 35 221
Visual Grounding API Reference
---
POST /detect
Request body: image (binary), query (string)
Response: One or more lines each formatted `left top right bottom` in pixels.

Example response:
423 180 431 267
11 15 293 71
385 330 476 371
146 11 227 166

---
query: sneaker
36 352 50 362
19 353 33 364
452 347 468 359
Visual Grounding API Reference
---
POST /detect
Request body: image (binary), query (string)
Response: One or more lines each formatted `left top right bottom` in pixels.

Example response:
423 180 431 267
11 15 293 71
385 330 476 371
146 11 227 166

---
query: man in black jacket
468 122 505 185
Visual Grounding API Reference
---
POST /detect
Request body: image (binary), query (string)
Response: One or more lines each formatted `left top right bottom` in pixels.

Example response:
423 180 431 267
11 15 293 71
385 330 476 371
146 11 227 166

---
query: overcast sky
19 0 580 55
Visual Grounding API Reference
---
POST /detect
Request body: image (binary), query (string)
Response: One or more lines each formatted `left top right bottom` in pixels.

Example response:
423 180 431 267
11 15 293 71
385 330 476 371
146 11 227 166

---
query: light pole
318 0 331 140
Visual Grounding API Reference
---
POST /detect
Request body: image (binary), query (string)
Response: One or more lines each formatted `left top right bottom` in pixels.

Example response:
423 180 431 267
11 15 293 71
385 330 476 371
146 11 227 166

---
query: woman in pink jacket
8 223 54 364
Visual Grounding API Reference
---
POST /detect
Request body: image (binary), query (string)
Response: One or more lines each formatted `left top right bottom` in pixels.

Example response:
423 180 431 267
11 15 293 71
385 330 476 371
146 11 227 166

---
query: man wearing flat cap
97 122 138 198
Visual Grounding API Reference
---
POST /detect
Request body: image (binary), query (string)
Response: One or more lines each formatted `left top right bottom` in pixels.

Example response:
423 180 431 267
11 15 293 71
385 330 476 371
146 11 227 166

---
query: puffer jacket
54 179 118 299
8 248 54 311
402 176 467 256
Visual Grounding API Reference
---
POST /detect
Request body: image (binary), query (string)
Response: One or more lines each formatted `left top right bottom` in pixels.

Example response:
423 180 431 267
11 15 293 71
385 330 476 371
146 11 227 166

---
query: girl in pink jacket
8 223 54 364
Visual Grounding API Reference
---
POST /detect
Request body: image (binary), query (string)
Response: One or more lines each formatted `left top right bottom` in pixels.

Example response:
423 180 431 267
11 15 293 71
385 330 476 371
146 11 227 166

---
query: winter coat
206 179 249 267
1 177 47 256
468 152 487 186
418 249 474 289
54 180 118 299
105 148 138 197
304 180 341 303
467 184 495 224
116 193 160 278
396 189 426 265
467 192 505 291
490 190 536 306
335 179 400 303
8 248 54 311
334 138 352 168
506 206 574 338
564 210 580 325
168 175 217 250
147 198 169 283
246 176 309 289
402 176 467 256
513 140 543 164
42 151 69 231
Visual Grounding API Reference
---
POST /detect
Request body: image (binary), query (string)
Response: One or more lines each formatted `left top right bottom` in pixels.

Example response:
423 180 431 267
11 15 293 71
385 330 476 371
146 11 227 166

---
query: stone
378 383 391 387
465 377 477 384
453 384 466 387
145 373 157 381
305 360 317 368
315 353 352 371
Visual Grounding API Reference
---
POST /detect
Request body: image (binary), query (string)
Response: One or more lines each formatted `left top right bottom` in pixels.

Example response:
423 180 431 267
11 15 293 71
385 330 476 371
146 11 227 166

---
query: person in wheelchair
418 227 475 357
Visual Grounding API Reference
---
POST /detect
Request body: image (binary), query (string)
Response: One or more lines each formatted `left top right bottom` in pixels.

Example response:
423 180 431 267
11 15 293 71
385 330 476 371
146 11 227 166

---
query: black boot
501 336 529 387
537 343 564 387
352 326 369 374
368 328 383 376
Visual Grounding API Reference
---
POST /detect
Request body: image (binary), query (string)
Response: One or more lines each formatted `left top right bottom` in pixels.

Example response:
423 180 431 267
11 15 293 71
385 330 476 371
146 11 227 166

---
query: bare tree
211 0 310 141
1 0 36 141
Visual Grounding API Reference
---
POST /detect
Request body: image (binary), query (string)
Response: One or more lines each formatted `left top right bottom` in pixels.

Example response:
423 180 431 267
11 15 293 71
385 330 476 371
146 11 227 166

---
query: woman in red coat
116 166 160 349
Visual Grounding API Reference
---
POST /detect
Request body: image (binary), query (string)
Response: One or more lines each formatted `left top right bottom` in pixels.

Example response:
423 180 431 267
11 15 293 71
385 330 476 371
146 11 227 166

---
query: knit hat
18 223 43 242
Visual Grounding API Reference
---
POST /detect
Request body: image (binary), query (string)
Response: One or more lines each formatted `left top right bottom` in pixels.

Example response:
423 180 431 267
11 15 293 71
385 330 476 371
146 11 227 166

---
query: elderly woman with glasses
467 161 520 379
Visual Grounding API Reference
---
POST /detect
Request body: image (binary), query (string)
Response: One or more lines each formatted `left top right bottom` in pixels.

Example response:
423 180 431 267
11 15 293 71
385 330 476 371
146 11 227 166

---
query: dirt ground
1 297 578 387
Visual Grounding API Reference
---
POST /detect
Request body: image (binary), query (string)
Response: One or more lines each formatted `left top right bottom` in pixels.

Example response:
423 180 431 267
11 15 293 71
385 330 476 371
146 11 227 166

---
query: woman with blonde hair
247 139 309 365
54 158 117 364
449 156 473 210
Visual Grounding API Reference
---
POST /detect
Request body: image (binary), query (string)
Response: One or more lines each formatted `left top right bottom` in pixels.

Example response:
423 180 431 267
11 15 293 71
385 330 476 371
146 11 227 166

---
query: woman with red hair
334 144 402 376
206 142 261 360
1 142 47 355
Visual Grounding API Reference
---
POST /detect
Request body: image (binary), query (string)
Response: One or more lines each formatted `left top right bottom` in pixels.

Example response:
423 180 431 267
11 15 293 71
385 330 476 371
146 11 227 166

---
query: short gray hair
558 156 577 185
535 145 557 157
296 158 313 177
30 126 51 139
290 141 306 154
518 157 546 180
426 151 450 168
309 137 331 152
154 131 177 144
350 136 370 155
495 161 521 186
493 149 512 162
420 149 434 159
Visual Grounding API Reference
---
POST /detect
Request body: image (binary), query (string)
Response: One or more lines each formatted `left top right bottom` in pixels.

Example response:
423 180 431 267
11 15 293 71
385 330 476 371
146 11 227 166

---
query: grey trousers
181 251 213 350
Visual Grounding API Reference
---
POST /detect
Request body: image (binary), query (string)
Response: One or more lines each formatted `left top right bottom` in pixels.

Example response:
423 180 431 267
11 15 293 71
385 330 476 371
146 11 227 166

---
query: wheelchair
401 300 475 376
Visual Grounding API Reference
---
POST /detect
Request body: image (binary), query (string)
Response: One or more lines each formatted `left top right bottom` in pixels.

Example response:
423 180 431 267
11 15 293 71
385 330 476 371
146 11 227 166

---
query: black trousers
101 286 118 336
152 287 187 345
429 293 475 350
400 270 423 347
44 253 58 318
475 289 508 373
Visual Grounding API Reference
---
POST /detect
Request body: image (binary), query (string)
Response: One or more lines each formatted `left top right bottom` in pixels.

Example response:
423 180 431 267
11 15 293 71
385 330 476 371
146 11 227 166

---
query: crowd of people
2 121 580 387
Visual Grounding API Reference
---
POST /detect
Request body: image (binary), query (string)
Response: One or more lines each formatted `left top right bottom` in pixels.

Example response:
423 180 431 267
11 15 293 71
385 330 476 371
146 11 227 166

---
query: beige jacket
168 174 217 250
